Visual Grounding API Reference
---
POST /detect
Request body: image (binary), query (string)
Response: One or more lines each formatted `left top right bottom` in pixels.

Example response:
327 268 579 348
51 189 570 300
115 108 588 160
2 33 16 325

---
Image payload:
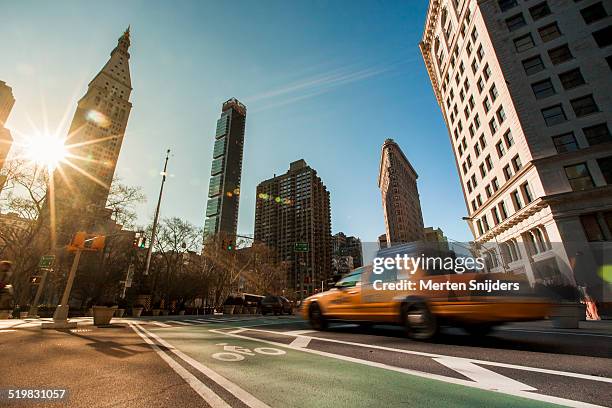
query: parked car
261 295 293 315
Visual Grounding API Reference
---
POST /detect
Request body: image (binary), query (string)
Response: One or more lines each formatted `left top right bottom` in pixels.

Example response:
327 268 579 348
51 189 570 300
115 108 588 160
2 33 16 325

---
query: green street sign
294 242 309 252
38 255 55 268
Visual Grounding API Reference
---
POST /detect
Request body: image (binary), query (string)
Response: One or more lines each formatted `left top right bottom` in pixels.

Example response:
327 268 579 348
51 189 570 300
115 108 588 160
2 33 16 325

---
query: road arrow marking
434 356 536 392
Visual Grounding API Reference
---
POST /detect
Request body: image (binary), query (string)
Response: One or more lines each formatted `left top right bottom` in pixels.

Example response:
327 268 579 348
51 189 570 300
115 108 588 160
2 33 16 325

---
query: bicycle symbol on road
212 343 286 362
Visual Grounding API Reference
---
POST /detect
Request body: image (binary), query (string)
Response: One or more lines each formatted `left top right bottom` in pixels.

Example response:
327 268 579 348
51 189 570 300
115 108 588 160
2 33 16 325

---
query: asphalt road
0 315 610 407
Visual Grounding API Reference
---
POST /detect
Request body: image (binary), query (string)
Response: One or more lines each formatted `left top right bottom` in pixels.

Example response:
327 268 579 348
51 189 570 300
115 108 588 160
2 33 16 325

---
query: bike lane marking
133 323 271 408
239 326 612 385
130 323 232 408
146 324 558 408
211 327 604 408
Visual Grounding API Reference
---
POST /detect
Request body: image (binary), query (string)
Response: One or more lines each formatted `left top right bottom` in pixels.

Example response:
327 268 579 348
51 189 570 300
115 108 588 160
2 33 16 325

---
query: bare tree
106 176 145 229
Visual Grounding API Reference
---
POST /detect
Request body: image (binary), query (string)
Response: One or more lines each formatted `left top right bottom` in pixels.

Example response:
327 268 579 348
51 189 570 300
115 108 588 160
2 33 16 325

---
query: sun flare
24 132 68 170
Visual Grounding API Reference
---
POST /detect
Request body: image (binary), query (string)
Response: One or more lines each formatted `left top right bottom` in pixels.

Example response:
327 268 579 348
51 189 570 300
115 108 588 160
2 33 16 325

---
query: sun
24 132 68 170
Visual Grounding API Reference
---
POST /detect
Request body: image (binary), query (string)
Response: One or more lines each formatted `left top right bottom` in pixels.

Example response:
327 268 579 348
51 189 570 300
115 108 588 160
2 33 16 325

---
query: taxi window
336 272 361 288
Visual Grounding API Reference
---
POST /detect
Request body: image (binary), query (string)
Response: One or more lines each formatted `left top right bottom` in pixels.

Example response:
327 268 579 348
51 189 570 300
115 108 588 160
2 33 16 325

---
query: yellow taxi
301 261 551 340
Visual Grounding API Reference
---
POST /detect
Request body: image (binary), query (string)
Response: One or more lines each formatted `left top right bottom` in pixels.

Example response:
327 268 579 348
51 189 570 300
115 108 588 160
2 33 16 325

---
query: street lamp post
145 149 170 276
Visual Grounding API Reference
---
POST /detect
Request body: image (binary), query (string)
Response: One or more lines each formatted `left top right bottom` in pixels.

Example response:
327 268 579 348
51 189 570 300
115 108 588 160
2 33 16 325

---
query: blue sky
1 0 472 245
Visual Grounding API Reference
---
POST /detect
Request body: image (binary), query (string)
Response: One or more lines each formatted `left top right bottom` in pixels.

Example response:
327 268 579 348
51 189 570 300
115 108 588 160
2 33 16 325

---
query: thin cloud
246 57 414 113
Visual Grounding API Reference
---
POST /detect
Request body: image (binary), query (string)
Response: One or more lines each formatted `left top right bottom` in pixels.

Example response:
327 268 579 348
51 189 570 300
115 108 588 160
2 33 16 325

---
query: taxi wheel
402 303 437 340
308 303 328 330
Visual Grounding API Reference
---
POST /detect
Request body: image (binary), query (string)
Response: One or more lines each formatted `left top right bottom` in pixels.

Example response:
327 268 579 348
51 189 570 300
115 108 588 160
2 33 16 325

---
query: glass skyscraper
203 98 247 242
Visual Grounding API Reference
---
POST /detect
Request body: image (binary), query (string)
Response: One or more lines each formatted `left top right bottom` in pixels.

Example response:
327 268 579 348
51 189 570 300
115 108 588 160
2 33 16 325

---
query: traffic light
133 231 146 248
221 238 234 251
69 232 105 252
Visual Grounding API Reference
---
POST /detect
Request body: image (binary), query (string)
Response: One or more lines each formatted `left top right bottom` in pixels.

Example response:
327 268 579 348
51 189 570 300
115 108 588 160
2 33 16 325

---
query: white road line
211 328 604 408
227 328 248 335
134 323 270 408
434 356 536 392
0 329 17 333
284 330 315 336
149 321 172 328
240 327 612 384
130 324 231 408
289 336 312 348
501 328 612 338
166 321 193 326
185 319 208 324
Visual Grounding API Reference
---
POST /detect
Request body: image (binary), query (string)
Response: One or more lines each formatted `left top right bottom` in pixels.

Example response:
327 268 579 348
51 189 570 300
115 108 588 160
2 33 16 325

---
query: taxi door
325 271 364 319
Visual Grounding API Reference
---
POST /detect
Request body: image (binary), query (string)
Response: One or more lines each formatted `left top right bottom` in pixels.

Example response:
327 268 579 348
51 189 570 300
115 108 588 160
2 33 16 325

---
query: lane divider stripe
134 323 270 408
130 323 231 408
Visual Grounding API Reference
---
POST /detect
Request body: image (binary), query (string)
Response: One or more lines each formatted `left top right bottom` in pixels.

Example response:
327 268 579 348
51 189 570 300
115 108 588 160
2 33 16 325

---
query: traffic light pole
145 149 170 276
43 248 82 329
28 269 49 317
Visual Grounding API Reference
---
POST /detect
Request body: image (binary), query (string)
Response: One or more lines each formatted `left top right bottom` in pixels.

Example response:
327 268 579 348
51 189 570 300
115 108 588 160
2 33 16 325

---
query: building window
489 84 499 101
598 156 612 184
583 123 611 145
482 215 491 232
474 114 481 129
552 132 579 153
485 185 493 198
485 155 493 171
492 177 500 191
504 164 513 180
511 190 523 210
490 118 499 134
491 207 501 225
538 22 562 42
565 163 594 190
511 154 523 171
514 33 535 52
477 45 485 61
548 44 573 65
521 182 534 203
499 201 509 219
541 104 567 126
529 2 552 21
497 107 506 123
483 97 491 113
477 77 485 92
472 59 479 74
471 199 478 211
477 219 484 235
592 26 612 48
483 64 492 80
580 214 605 241
531 78 556 99
479 134 487 148
477 194 483 206
499 0 518 12
580 2 608 24
571 95 599 117
468 95 475 110
523 55 545 75
474 143 481 157
559 68 585 90
504 130 514 147
506 13 527 31
480 163 487 177
496 141 506 157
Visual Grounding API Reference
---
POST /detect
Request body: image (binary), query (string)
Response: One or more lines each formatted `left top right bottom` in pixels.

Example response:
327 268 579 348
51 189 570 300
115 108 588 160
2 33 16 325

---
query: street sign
38 255 55 268
294 242 309 252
